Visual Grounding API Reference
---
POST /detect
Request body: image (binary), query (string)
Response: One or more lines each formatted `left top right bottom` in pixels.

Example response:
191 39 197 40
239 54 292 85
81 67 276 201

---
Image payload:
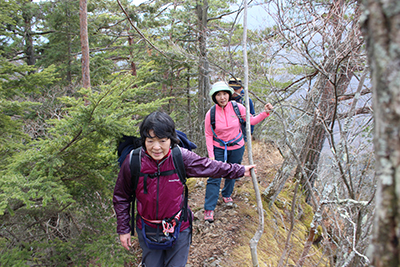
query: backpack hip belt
209 101 247 162
140 210 182 236
212 130 243 162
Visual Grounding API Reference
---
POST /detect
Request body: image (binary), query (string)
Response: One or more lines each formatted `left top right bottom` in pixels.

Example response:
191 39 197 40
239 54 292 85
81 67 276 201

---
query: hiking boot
223 197 233 207
204 210 214 223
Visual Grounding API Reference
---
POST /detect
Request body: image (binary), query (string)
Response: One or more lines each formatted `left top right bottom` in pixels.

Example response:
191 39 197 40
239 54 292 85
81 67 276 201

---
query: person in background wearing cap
228 78 256 134
203 81 273 223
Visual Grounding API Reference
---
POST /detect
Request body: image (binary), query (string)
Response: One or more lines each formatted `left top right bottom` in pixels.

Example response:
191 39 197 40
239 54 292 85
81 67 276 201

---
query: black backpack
128 146 190 235
210 101 247 142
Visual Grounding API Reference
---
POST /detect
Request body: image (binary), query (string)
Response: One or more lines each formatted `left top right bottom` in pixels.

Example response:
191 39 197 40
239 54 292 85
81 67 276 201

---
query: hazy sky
31 0 271 30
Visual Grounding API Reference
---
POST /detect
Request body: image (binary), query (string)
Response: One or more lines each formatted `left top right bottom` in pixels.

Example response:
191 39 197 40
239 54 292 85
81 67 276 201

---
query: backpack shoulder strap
171 146 190 222
129 148 141 235
129 148 141 192
210 105 217 130
171 146 187 185
232 101 248 142
231 101 245 125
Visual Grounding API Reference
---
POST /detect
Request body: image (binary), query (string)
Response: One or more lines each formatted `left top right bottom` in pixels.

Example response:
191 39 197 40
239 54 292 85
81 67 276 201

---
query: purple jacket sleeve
113 155 134 235
180 148 245 178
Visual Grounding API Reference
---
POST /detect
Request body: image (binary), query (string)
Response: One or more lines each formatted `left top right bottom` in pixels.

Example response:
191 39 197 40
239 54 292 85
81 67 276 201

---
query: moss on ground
224 177 328 267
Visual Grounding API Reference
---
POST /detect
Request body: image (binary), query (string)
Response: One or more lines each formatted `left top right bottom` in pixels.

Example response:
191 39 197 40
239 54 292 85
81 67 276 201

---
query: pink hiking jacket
205 101 269 158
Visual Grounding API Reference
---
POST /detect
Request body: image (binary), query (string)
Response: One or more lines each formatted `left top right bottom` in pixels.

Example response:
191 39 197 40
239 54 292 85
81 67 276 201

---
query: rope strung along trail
116 0 171 60
241 1 264 266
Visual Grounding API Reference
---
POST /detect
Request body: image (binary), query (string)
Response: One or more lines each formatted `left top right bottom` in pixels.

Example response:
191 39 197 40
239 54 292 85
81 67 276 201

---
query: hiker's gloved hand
119 233 132 250
264 103 273 113
244 165 257 177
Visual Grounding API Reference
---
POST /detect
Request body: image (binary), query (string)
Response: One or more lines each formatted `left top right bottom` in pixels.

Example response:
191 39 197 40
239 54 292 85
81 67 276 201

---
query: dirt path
186 178 250 267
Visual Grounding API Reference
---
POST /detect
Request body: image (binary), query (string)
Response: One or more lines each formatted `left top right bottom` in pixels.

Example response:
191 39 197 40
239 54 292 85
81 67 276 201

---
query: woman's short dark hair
140 111 179 149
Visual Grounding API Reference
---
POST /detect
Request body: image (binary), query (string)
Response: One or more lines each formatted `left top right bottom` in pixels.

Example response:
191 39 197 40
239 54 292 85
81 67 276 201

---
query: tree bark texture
196 0 210 155
241 1 263 266
186 72 192 138
23 1 35 67
297 207 322 267
79 0 90 89
128 35 137 76
66 3 72 85
362 0 400 266
298 73 352 202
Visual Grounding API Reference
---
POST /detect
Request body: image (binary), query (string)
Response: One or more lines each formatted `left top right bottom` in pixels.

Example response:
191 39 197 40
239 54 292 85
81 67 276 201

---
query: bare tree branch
116 0 170 60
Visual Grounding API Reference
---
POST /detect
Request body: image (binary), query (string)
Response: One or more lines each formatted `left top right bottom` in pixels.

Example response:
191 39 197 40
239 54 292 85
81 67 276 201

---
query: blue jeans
204 146 245 211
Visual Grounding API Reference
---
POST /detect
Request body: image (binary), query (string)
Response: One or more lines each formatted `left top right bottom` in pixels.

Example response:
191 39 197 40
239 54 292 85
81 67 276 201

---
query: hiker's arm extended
181 148 245 179
244 165 257 177
119 233 132 250
237 103 269 125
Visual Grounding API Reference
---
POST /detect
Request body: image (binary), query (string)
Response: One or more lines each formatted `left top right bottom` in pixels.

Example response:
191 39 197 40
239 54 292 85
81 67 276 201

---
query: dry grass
221 140 328 267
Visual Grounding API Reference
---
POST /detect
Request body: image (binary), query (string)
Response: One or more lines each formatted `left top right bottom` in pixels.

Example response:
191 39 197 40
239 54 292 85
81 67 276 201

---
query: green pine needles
0 67 170 265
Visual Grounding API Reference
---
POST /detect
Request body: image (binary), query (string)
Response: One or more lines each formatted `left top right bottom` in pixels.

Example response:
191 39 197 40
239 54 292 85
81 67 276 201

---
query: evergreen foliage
1 64 169 264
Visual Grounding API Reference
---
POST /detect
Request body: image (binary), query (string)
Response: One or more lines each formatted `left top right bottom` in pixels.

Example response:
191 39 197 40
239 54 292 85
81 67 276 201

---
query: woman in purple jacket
113 111 255 267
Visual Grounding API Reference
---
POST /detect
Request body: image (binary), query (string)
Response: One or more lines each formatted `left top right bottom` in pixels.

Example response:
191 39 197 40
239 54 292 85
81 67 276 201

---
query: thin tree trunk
297 206 323 267
186 71 192 137
66 2 72 84
196 0 209 155
277 181 299 267
128 35 137 76
23 1 35 67
241 1 263 266
79 0 90 89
